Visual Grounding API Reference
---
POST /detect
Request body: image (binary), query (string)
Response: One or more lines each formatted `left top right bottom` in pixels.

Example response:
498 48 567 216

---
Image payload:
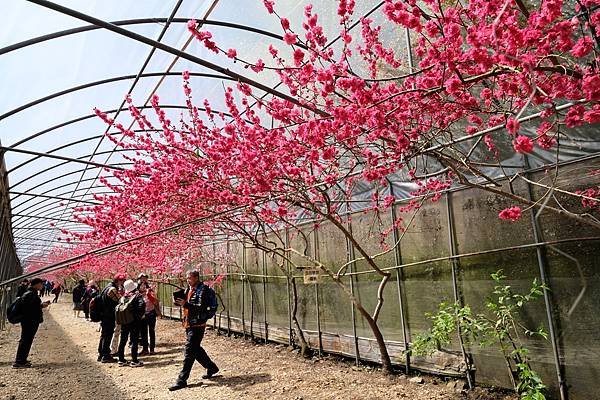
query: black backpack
89 286 110 322
199 285 218 321
7 296 24 324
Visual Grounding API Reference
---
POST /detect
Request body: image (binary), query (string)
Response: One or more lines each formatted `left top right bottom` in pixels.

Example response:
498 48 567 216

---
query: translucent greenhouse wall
155 156 600 400
0 150 23 330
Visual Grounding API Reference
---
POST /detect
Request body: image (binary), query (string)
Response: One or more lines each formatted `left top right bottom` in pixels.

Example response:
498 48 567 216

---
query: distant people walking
39 280 46 297
13 278 50 368
72 279 86 318
139 283 161 355
16 279 29 297
51 282 62 303
97 273 126 363
117 279 146 367
83 281 98 320
169 270 219 391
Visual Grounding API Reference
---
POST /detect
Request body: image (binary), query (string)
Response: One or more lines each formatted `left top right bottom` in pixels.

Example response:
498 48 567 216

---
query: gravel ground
0 297 516 400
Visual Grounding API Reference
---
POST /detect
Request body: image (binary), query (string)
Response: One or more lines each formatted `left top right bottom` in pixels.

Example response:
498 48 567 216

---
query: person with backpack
82 281 98 320
139 282 161 355
97 273 126 363
12 278 50 368
116 279 145 367
168 270 219 391
72 279 86 318
16 279 29 297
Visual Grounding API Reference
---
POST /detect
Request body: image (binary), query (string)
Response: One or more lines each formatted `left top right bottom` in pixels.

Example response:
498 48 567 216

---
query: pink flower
512 135 534 153
506 117 520 135
182 70 190 80
284 32 297 45
293 49 304 66
571 36 593 57
263 0 275 13
226 48 237 59
498 206 522 222
281 18 290 30
187 20 197 31
251 59 265 73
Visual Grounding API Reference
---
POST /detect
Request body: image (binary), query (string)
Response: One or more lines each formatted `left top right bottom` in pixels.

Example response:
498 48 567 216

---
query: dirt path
0 298 515 400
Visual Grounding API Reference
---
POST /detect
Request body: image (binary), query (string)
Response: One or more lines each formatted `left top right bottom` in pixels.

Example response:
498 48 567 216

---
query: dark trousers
83 301 90 319
118 322 140 362
140 312 157 352
52 293 59 303
98 318 115 358
15 321 39 363
177 327 217 384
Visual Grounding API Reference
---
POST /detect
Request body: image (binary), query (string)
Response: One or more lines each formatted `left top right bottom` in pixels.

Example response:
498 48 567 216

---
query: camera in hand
172 289 185 300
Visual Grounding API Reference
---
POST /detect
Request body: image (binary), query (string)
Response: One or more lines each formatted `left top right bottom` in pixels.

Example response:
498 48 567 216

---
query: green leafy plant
410 270 548 399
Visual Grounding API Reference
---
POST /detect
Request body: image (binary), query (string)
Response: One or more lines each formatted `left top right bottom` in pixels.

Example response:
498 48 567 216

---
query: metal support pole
285 228 293 346
446 193 474 388
226 240 231 335
314 226 323 356
388 181 411 374
345 201 361 366
261 234 268 343
241 239 247 339
523 157 568 400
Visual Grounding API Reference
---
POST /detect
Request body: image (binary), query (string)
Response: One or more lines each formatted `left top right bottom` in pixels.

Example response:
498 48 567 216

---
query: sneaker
118 360 129 367
168 382 187 391
138 350 149 356
101 357 117 363
97 355 102 362
129 361 144 368
202 366 219 379
149 350 156 355
12 362 32 369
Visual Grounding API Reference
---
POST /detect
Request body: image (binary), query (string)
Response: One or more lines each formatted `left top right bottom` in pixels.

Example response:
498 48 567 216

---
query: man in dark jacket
16 279 29 297
13 277 50 368
97 273 126 363
169 270 219 391
72 279 86 318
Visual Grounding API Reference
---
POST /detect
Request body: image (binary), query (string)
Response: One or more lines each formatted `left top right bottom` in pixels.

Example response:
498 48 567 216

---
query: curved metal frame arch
0 18 302 57
13 182 122 223
11 162 132 206
7 103 240 151
19 3 319 114
1 72 234 123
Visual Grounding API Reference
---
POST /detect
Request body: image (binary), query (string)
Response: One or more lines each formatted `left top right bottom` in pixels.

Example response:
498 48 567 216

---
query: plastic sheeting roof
0 0 386 262
1 1 598 263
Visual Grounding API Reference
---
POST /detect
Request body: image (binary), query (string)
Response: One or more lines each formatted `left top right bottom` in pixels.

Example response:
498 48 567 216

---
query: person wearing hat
97 273 126 363
16 279 30 297
13 277 50 368
117 279 146 367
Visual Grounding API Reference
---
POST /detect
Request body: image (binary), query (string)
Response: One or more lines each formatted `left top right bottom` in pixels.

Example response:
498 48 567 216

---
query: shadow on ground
0 312 129 400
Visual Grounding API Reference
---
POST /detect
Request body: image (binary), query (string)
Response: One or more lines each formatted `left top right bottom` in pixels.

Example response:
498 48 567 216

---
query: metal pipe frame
523 155 568 400
445 192 474 388
7 104 237 152
313 224 323 356
25 0 324 115
388 181 411 373
0 18 304 58
345 200 361 366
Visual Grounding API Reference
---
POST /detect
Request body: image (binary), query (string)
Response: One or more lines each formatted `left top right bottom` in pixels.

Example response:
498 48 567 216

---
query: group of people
11 270 219 391
17 278 62 303
96 273 161 367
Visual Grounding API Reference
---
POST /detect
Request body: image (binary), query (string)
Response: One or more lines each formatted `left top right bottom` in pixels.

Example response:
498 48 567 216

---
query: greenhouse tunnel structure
0 1 599 399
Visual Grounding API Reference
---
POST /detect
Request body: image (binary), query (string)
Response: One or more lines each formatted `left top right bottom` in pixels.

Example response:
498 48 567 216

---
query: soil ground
0 296 516 400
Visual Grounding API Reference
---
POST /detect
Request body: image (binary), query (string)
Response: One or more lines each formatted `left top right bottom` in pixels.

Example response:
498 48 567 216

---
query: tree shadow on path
0 312 129 400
